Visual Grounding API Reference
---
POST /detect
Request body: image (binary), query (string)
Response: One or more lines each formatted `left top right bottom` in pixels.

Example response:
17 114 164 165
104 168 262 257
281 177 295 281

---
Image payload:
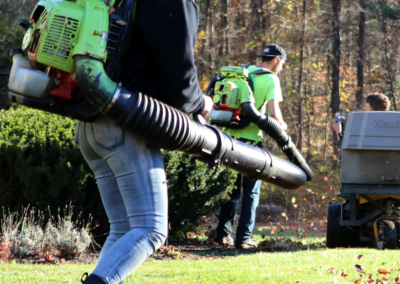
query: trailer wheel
383 221 397 249
326 204 357 248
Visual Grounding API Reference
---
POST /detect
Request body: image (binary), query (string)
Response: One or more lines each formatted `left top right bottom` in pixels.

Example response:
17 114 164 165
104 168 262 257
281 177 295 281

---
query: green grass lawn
1 248 399 283
0 223 393 283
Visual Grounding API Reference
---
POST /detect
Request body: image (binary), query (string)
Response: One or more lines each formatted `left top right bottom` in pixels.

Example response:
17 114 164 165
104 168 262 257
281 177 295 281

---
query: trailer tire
383 221 397 249
326 204 357 248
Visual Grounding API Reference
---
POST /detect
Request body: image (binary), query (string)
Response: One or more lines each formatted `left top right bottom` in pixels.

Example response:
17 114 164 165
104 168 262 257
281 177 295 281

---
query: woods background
1 0 400 222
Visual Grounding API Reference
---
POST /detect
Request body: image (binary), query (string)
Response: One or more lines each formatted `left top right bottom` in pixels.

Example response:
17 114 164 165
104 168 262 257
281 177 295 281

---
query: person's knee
109 220 131 241
137 226 167 251
149 228 167 249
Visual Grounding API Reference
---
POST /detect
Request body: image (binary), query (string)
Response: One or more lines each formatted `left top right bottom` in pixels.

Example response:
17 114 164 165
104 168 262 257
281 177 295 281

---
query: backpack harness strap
243 66 273 112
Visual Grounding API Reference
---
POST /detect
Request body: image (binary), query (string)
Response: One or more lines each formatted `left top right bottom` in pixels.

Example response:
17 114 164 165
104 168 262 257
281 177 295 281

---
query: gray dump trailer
327 111 400 249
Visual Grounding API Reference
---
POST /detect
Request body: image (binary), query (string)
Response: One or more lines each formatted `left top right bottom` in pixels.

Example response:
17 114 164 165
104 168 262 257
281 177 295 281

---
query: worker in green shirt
215 44 287 249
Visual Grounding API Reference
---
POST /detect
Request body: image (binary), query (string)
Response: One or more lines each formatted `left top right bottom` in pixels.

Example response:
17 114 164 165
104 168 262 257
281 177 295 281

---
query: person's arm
265 76 287 130
267 98 287 129
111 2 212 116
331 120 341 138
331 116 346 139
140 1 208 115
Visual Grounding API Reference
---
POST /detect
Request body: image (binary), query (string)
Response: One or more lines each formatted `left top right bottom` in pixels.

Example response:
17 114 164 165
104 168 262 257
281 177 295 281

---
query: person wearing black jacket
118 0 208 114
80 1 213 283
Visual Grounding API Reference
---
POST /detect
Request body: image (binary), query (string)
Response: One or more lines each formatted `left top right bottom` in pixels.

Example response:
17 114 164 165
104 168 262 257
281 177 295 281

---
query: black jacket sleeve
122 0 205 114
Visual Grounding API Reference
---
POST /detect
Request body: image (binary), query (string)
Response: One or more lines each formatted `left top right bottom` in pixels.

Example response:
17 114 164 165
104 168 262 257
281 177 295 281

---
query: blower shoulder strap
249 68 272 75
239 64 272 75
244 65 272 112
105 0 136 81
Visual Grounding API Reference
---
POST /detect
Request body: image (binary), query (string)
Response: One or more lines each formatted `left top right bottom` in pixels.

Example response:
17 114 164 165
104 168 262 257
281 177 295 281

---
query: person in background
332 93 390 141
214 44 287 249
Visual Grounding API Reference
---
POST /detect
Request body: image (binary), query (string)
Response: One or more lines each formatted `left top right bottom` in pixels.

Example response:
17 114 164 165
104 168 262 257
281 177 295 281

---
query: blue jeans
75 115 168 284
216 138 262 243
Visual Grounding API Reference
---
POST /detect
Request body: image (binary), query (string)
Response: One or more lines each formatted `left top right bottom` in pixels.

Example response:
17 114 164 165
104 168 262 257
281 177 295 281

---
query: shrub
0 106 237 242
0 107 107 242
1 204 92 259
163 151 236 239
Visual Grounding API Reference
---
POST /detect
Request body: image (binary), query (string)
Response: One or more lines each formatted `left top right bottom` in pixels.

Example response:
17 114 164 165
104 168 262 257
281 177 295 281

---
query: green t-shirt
226 65 283 141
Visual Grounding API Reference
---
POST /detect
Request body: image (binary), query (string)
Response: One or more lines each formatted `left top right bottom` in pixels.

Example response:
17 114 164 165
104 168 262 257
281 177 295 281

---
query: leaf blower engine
7 0 312 189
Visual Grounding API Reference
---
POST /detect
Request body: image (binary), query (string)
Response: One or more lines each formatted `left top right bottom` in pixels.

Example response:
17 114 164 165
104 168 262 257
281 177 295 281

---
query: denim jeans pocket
91 116 125 150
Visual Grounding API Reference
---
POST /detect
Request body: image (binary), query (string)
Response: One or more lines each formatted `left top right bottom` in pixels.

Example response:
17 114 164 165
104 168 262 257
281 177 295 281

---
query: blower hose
241 102 314 181
75 56 307 189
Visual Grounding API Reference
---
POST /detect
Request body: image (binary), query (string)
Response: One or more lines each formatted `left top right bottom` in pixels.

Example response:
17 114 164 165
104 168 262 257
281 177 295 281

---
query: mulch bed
9 240 314 265
151 242 262 261
11 250 101 265
9 243 266 265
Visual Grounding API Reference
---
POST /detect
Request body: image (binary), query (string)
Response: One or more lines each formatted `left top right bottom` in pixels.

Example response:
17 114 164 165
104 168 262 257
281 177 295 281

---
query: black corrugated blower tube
74 56 307 189
241 103 314 181
107 88 306 189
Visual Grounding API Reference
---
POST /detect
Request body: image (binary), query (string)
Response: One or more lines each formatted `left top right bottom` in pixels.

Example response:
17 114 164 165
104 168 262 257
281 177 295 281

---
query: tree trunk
356 0 365 109
378 0 397 110
296 0 306 152
331 0 341 154
203 0 212 74
324 55 330 160
248 0 261 63
218 0 228 62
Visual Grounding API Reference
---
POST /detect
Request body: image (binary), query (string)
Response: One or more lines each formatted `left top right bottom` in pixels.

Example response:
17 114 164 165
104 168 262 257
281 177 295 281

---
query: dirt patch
9 244 263 265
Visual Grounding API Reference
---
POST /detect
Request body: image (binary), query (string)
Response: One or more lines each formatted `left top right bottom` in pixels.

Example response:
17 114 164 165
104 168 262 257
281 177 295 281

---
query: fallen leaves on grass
327 256 400 284
368 273 374 283
378 268 390 275
354 264 365 274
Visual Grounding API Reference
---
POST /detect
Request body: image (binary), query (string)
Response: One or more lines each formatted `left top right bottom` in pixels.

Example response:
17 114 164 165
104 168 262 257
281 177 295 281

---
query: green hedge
164 151 236 238
0 106 107 241
0 107 236 241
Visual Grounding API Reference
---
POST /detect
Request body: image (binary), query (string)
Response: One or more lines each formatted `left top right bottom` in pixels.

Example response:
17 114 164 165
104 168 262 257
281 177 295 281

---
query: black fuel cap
9 48 24 58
